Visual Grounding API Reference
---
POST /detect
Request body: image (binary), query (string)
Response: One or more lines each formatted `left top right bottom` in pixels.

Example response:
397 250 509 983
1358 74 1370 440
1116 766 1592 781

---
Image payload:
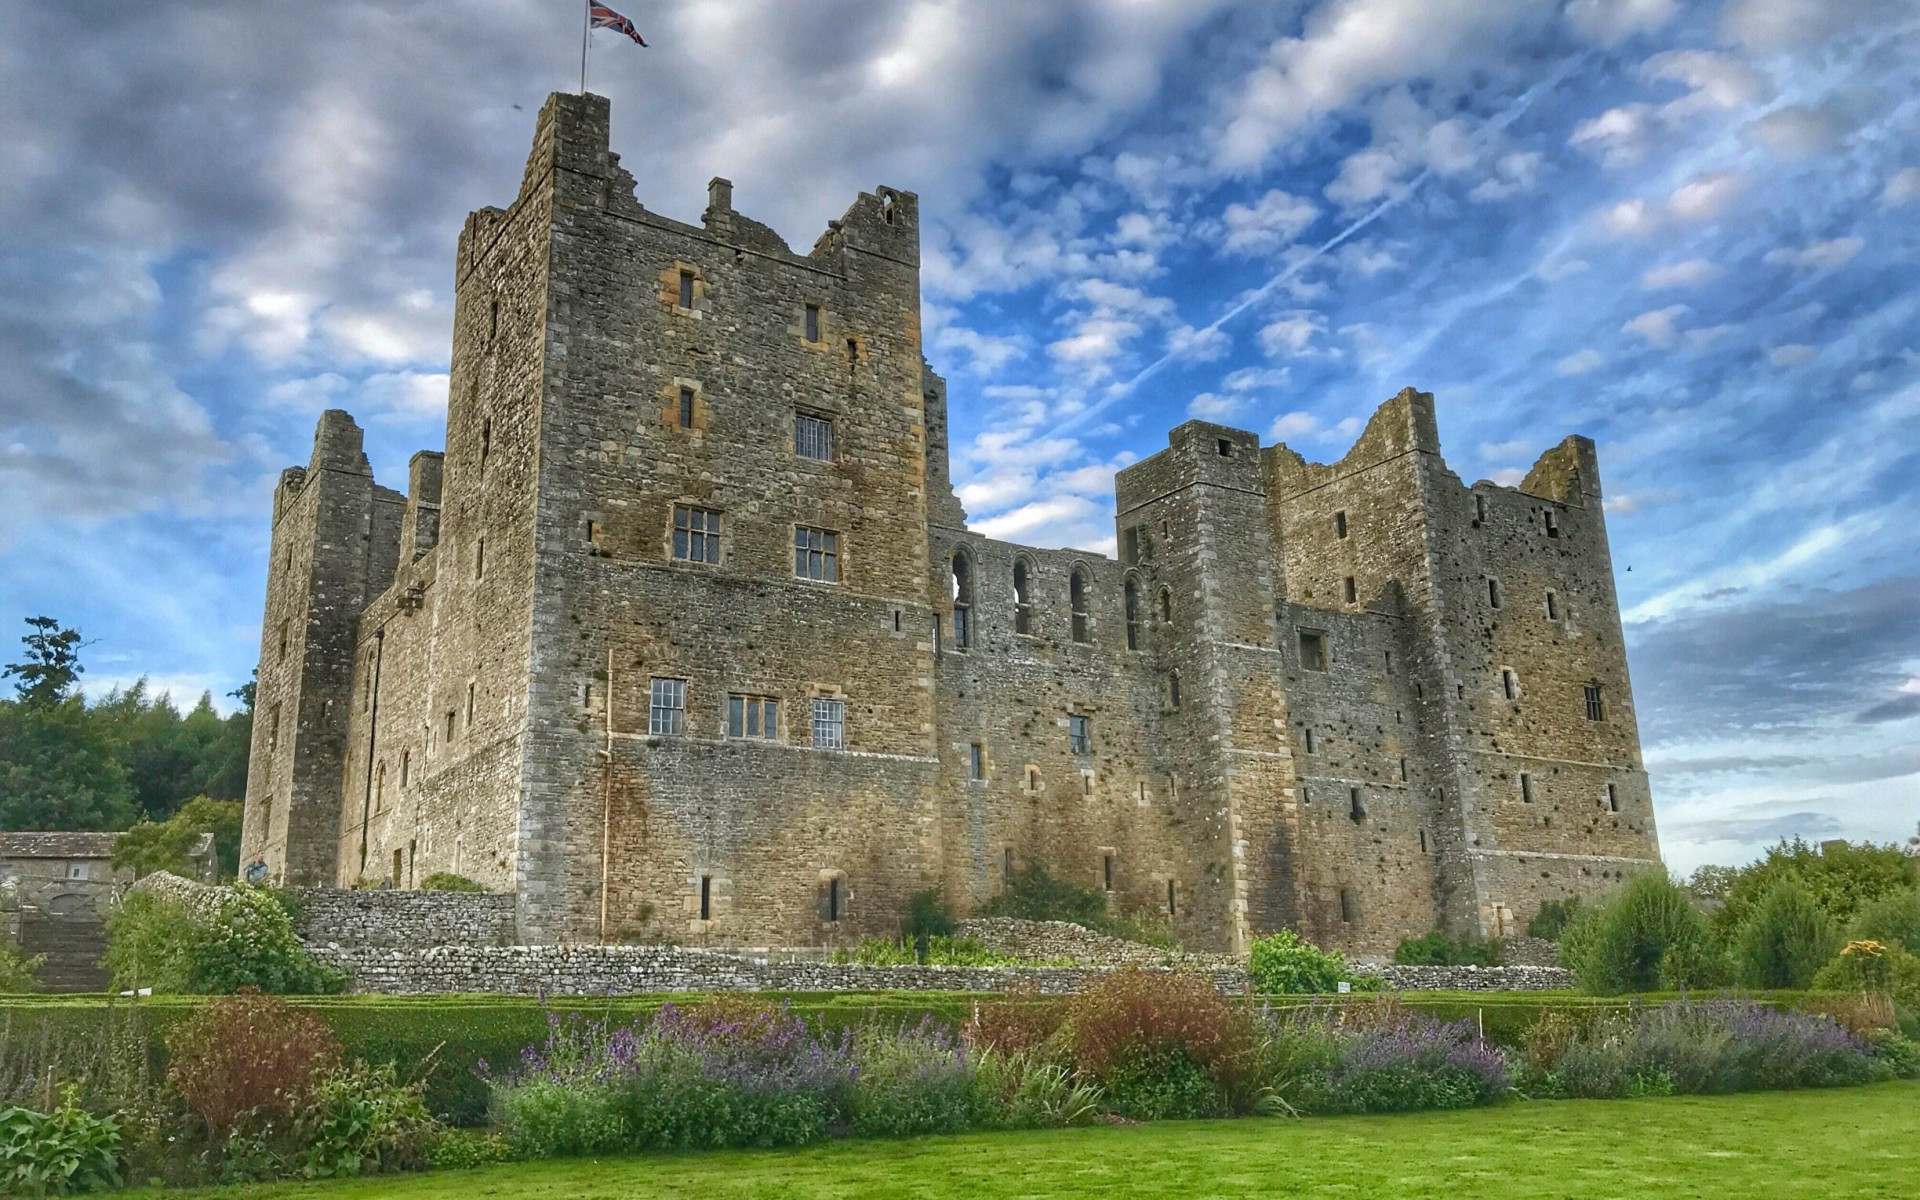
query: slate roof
0 832 123 859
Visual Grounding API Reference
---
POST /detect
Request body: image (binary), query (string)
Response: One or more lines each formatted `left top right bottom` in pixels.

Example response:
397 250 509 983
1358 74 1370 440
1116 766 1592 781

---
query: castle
239 93 1662 955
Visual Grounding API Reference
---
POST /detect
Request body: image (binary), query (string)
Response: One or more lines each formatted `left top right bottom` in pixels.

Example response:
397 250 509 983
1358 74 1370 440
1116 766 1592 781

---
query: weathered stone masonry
240 92 1661 957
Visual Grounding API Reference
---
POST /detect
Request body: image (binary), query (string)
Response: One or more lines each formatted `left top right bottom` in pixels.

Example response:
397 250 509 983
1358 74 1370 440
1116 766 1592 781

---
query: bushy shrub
1273 1001 1507 1115
1561 871 1714 994
970 1052 1102 1128
293 1063 438 1178
418 873 485 892
104 887 348 995
0 1086 122 1196
1518 999 1879 1098
1849 890 1920 955
1734 881 1841 990
1813 939 1920 1010
1527 896 1583 942
979 863 1109 926
834 935 1048 967
0 940 43 993
1248 929 1376 993
961 980 1068 1058
1711 838 1917 938
844 1020 975 1137
165 989 342 1136
113 797 242 881
1067 968 1254 1118
1393 931 1504 967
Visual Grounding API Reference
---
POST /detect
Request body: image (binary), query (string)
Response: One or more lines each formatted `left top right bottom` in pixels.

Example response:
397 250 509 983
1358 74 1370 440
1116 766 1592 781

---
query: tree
113 796 244 880
1711 839 1918 936
2 615 85 706
1850 889 1920 956
0 692 135 830
1561 871 1714 994
1733 880 1841 990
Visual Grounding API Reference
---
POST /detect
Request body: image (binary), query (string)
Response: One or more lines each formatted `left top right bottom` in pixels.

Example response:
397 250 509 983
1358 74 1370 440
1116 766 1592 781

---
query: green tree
980 863 1109 927
1850 889 1920 956
113 796 244 880
1712 839 1918 936
1562 871 1714 994
1733 880 1841 989
2 615 85 705
92 681 250 819
0 693 135 830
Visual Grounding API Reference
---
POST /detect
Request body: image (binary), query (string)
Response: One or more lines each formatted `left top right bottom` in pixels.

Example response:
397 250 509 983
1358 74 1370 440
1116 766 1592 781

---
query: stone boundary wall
125 871 227 918
954 918 1234 969
310 944 1252 996
293 889 516 949
1377 964 1575 991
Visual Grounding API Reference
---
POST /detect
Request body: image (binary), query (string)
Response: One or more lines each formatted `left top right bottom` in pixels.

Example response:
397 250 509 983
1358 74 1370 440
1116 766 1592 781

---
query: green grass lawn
109 1081 1920 1199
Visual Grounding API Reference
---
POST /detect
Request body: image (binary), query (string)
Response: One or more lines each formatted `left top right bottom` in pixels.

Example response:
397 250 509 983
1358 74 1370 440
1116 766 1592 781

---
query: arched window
1013 558 1033 635
1124 577 1142 651
1159 586 1172 623
1070 569 1091 643
951 551 973 650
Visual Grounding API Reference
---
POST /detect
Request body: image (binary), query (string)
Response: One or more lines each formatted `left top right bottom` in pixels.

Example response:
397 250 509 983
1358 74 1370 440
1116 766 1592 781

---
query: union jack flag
589 4 647 47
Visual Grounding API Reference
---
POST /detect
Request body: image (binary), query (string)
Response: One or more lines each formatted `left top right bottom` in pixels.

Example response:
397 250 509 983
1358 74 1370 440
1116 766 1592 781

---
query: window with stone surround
728 695 778 740
678 386 695 430
794 526 838 582
1069 569 1091 643
400 749 411 787
698 874 711 920
1160 586 1172 623
678 269 694 309
968 742 984 780
1124 577 1142 650
1068 714 1091 756
649 678 686 737
1013 558 1033 635
1335 510 1348 539
824 876 843 922
1299 630 1327 671
794 411 833 460
1584 684 1605 722
1167 879 1178 915
1103 853 1115 891
951 551 972 648
812 697 845 750
804 303 821 343
672 505 721 564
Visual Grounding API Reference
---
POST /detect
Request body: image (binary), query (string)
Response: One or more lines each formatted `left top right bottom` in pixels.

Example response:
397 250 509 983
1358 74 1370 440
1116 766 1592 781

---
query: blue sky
1 0 1915 871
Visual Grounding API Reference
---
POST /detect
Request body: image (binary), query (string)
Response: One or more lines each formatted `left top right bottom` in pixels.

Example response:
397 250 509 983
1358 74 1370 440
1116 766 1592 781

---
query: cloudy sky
2 0 1915 871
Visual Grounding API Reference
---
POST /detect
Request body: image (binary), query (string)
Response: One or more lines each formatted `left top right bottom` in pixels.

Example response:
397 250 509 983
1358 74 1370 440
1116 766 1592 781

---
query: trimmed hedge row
0 989 1861 1125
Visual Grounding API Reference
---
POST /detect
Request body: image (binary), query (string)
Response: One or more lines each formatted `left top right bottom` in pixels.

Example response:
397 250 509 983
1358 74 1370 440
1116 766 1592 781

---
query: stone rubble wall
954 918 1233 968
1376 964 1575 991
293 888 517 949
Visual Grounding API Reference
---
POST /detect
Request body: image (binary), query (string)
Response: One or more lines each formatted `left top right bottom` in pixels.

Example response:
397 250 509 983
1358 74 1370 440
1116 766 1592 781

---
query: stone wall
1376 964 1576 991
294 888 516 949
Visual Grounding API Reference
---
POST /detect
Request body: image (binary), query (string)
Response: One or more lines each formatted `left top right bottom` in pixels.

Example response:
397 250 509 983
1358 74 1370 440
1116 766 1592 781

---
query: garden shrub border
0 988 1873 1126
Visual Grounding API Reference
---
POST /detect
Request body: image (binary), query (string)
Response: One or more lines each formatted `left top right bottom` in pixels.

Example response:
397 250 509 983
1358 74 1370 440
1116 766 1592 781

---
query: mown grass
104 1080 1919 1199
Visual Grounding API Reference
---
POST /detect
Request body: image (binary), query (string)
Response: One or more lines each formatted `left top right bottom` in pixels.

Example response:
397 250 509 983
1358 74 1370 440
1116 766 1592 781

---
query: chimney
707 177 733 212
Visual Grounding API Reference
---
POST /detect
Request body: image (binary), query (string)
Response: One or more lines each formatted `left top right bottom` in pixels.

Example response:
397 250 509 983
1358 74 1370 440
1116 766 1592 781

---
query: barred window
794 412 833 460
794 526 839 582
728 695 779 740
678 269 694 308
672 506 721 563
1584 684 1605 722
811 698 845 750
678 387 695 429
1068 714 1091 756
649 678 686 737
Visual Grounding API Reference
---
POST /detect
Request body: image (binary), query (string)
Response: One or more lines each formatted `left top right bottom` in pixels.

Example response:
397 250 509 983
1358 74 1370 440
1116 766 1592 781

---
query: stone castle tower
241 93 1662 954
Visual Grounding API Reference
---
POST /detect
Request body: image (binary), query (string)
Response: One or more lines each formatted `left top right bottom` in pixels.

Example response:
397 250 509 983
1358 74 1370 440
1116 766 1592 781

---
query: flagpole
579 0 590 95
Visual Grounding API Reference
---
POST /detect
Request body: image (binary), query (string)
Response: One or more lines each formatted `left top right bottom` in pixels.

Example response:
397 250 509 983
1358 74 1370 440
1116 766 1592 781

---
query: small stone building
240 92 1663 956
0 832 128 991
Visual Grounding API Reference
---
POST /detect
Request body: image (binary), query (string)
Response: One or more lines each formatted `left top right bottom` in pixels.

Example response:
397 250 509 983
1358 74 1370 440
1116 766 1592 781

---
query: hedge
0 989 1866 1126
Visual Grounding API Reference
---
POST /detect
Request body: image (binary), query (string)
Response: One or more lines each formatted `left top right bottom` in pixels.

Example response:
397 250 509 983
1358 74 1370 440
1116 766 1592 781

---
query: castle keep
240 93 1662 955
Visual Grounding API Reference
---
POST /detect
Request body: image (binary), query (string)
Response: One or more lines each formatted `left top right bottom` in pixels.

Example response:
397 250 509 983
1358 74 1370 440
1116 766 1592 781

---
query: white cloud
1187 392 1243 420
1556 348 1605 375
1257 311 1328 358
1768 343 1816 366
1479 438 1533 459
1268 411 1319 440
1469 150 1544 201
1763 237 1864 270
1884 168 1920 208
1536 257 1591 282
1746 106 1843 156
1570 103 1655 168
1641 259 1720 289
1667 172 1742 220
1218 189 1319 254
1604 490 1679 515
1222 366 1289 391
1165 323 1232 362
1624 305 1688 347
1624 515 1875 622
1641 51 1765 116
1563 0 1678 46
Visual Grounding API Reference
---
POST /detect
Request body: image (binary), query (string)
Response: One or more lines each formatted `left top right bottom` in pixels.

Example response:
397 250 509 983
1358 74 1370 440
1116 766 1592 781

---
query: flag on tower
589 4 648 47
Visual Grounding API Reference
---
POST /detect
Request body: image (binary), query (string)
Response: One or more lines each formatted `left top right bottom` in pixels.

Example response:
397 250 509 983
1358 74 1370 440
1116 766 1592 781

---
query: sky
1 0 1915 873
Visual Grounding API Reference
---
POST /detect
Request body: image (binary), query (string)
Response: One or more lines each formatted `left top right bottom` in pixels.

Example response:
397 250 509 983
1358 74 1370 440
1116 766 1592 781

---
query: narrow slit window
1013 559 1032 635
951 552 972 648
1519 772 1534 803
480 417 492 466
1475 494 1487 523
1335 511 1348 539
827 877 842 922
678 386 695 429
1545 590 1560 621
1167 879 1178 914
1399 757 1408 781
678 269 694 308
1502 669 1518 701
1159 586 1173 623
1103 854 1114 891
1344 576 1357 604
845 337 858 363
1340 888 1356 923
1304 727 1316 755
1167 671 1181 709
466 682 476 725
1544 510 1560 538
1002 848 1014 886
1349 787 1365 822
699 874 711 920
968 742 983 781
1026 766 1039 791
474 538 485 580
1124 579 1141 650
1419 829 1429 854
1607 783 1621 812
1487 577 1502 609
1070 570 1091 643
804 303 820 343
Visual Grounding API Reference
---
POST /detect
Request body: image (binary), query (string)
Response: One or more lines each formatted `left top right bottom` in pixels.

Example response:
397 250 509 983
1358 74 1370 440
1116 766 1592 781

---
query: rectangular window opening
649 678 686 737
1545 510 1560 538
699 874 711 921
812 697 846 750
475 538 485 580
1304 726 1316 755
1167 879 1177 915
1299 631 1327 672
1584 684 1605 722
1399 757 1408 781
1419 829 1429 854
1124 526 1141 563
1349 787 1365 822
1474 494 1487 523
1026 766 1040 792
1103 854 1114 892
827 877 842 922
678 270 694 309
1002 848 1014 886
728 695 779 741
1344 576 1357 604
1340 888 1356 923
1487 577 1501 609
968 743 983 781
1335 510 1348 539
804 303 820 343
1216 438 1232 457
672 505 722 564
794 526 839 582
1607 783 1621 812
1519 772 1534 803
794 412 833 461
1067 714 1091 756
1502 669 1518 701
1546 591 1560 621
